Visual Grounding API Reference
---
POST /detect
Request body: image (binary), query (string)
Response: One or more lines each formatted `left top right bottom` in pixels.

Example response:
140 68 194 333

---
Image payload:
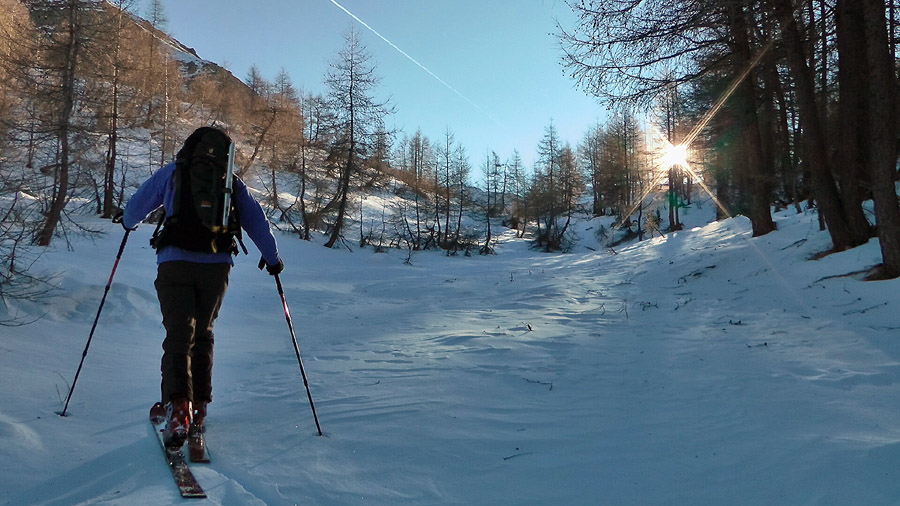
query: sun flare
661 142 689 169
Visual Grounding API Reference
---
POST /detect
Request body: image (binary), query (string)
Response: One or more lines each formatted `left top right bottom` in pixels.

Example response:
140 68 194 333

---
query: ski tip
149 402 166 420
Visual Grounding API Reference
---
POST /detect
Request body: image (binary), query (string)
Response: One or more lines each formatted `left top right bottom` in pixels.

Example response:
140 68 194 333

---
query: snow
2 198 900 505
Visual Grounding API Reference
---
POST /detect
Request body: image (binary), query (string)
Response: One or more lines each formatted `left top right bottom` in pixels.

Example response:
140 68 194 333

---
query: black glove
258 256 284 276
112 210 136 231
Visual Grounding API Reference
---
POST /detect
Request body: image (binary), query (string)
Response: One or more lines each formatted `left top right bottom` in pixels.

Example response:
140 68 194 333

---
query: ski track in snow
3 205 900 505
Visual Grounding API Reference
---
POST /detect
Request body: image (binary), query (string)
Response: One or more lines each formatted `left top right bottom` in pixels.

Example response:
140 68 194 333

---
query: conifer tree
323 26 390 249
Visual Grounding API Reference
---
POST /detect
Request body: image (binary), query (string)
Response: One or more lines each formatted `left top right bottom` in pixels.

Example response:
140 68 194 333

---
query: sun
661 142 689 169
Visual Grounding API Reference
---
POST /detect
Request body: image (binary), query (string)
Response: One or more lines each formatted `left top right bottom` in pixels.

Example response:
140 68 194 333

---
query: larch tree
833 0 877 244
31 0 91 246
860 0 900 277
323 26 390 249
580 123 606 217
437 127 457 248
769 0 859 251
506 150 526 235
479 151 501 255
533 121 580 251
725 2 776 236
558 1 779 236
93 0 138 218
0 0 37 292
142 0 166 126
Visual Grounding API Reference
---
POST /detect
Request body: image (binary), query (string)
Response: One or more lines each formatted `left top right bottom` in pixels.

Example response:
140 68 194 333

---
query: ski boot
163 398 192 448
190 402 207 435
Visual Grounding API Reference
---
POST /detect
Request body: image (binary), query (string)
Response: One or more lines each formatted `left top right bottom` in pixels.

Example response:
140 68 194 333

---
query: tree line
4 0 897 306
559 0 900 279
0 0 652 266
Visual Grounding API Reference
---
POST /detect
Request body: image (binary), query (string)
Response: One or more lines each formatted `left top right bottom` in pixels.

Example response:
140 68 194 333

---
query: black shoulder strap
230 176 248 255
149 208 166 248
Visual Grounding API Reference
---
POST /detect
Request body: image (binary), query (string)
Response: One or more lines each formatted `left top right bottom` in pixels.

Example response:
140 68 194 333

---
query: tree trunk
242 109 277 178
298 142 311 240
103 97 118 218
444 160 451 247
761 52 801 212
834 0 875 243
730 3 775 237
412 140 422 249
862 0 900 277
325 144 353 249
36 2 79 246
326 59 356 250
103 13 121 219
771 0 856 250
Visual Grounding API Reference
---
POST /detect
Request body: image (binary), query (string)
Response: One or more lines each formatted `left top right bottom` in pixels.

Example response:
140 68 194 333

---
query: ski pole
261 258 323 436
58 229 131 417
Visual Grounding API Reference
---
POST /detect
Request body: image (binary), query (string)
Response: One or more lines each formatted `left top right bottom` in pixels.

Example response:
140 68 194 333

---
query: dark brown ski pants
154 261 230 404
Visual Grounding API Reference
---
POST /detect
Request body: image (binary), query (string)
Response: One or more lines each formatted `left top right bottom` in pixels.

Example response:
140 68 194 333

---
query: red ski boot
162 398 191 448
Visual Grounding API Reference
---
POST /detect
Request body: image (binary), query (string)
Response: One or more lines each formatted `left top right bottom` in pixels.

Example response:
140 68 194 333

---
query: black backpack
152 127 245 255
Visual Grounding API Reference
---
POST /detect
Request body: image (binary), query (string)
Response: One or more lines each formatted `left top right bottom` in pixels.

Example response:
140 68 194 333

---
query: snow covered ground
2 198 900 505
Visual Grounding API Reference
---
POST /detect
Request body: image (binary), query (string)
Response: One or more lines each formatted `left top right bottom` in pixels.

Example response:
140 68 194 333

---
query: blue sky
152 0 608 171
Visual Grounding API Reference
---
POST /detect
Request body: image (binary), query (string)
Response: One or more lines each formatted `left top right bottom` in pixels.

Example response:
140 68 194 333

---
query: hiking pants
154 261 230 404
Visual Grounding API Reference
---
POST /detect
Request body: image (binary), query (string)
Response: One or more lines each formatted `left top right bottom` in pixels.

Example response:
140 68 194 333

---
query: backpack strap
231 191 249 255
149 207 166 249
236 230 248 255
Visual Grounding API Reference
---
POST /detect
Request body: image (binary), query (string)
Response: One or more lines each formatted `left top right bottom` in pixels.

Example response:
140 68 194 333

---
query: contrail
327 0 500 125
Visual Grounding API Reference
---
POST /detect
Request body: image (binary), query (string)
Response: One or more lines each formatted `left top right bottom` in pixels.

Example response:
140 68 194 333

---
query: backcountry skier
119 126 284 447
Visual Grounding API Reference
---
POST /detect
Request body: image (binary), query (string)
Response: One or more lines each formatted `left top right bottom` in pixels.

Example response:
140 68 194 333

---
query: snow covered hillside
2 198 900 505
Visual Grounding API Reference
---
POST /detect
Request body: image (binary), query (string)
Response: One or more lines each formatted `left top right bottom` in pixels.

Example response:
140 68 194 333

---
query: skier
118 126 284 447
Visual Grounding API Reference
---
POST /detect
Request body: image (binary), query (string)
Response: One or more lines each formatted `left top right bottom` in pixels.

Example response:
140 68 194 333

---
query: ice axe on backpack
260 257 323 436
221 141 235 229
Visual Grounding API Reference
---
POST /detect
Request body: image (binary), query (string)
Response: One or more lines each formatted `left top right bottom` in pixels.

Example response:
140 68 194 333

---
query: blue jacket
123 162 280 266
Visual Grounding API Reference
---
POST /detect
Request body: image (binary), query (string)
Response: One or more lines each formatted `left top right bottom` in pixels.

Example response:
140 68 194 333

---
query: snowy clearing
2 204 899 505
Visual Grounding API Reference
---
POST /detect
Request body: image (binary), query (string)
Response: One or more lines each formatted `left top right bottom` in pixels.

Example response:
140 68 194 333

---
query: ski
149 403 206 499
188 430 210 463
